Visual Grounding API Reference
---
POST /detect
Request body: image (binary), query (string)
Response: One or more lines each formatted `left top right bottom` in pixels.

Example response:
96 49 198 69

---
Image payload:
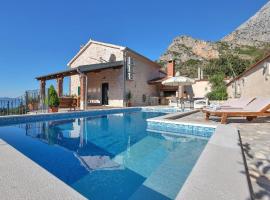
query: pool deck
0 139 86 200
172 111 270 200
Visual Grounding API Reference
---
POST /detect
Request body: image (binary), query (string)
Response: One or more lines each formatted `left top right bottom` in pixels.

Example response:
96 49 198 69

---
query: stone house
227 53 270 98
37 39 166 109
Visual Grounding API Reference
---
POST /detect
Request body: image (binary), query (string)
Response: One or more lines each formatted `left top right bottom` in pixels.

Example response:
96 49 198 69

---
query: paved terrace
174 111 270 200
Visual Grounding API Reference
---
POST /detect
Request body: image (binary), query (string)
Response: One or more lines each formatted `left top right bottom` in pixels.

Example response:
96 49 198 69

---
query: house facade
227 54 270 99
67 40 164 108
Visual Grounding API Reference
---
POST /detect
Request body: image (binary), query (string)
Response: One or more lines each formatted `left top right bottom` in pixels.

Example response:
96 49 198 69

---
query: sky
0 0 268 97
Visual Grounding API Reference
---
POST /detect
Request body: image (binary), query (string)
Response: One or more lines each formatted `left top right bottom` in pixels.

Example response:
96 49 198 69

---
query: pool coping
175 124 251 200
0 139 87 200
0 107 141 126
147 109 217 128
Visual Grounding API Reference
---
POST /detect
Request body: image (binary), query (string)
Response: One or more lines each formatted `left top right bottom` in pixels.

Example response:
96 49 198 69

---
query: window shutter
126 57 134 80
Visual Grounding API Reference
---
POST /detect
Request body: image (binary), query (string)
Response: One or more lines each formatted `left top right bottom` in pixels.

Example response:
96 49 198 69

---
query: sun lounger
220 97 255 109
202 97 270 124
207 97 255 110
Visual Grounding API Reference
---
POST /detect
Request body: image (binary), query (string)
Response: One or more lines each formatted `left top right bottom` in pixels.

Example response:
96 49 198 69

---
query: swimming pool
0 110 211 200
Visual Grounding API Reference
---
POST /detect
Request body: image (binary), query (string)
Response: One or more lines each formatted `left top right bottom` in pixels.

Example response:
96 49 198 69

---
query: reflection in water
18 117 129 172
3 112 208 200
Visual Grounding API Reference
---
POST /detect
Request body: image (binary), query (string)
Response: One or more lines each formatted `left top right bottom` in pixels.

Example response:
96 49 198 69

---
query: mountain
159 36 219 63
159 1 270 77
222 1 270 46
0 97 15 101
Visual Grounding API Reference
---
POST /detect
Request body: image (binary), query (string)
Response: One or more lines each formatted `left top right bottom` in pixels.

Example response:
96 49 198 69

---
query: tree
48 85 60 108
207 73 228 100
204 54 251 77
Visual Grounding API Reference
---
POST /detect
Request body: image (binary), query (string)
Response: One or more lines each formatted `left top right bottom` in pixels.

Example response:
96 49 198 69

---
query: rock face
222 1 270 46
159 1 270 76
160 36 219 63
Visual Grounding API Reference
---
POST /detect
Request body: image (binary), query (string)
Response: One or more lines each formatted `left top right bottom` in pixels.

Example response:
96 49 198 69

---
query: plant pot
49 107 58 113
127 102 132 107
28 103 34 111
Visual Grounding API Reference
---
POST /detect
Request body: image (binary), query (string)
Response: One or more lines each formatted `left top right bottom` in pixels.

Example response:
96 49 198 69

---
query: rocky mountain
222 1 270 46
160 36 219 63
159 1 270 77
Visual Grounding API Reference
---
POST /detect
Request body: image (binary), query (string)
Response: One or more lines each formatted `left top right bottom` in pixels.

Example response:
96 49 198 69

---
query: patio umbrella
162 76 195 107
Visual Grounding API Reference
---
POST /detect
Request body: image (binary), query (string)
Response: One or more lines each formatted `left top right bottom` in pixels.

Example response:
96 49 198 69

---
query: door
101 83 109 105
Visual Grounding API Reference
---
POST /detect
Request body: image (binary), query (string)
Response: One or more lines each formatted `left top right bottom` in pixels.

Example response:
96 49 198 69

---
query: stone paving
174 111 270 200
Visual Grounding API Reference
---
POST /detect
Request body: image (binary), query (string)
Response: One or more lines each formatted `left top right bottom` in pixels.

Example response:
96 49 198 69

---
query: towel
209 103 221 110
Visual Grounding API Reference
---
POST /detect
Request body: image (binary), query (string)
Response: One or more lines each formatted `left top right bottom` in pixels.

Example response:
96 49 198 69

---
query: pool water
0 111 208 200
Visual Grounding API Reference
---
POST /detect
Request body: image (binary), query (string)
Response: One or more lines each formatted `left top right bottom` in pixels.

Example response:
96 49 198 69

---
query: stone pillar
80 75 86 110
57 76 63 97
40 79 46 102
40 79 46 110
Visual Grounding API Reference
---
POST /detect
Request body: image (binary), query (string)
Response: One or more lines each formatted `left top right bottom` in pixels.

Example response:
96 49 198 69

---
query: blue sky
0 0 268 97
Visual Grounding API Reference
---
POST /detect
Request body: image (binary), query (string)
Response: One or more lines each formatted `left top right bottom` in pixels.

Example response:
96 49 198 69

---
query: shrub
204 54 251 77
48 85 60 108
207 73 228 100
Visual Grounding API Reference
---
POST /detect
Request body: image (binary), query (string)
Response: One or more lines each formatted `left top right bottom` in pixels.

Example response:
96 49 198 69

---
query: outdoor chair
218 97 255 109
202 97 270 124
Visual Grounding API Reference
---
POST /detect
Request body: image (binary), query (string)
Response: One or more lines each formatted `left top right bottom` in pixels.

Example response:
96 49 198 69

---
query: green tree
48 85 60 108
204 54 251 77
207 73 228 100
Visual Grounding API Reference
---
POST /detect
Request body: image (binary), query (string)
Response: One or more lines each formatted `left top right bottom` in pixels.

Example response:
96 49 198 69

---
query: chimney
167 60 175 77
197 66 204 80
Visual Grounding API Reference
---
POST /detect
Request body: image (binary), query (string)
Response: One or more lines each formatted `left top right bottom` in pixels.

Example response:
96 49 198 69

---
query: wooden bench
59 97 77 110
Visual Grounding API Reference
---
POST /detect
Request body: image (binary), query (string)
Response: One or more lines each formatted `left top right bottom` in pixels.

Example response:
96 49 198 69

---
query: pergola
36 61 124 109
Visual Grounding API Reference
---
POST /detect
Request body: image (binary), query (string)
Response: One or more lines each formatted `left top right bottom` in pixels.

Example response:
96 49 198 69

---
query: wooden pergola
36 61 124 109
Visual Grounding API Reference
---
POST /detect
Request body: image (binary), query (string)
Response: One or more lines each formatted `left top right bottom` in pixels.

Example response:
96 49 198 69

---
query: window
126 56 134 80
236 82 241 98
109 54 116 62
78 86 81 96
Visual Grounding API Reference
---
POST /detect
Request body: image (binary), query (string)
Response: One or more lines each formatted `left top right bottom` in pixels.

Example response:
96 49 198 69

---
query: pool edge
0 139 87 200
175 124 251 200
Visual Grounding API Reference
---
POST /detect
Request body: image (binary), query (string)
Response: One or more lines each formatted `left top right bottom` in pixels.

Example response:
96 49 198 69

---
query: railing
0 89 80 116
0 96 27 116
0 89 45 116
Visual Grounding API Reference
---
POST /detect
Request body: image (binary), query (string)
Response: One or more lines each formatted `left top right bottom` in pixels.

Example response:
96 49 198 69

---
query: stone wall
125 51 160 106
69 42 123 96
227 57 270 98
190 80 211 98
87 68 124 107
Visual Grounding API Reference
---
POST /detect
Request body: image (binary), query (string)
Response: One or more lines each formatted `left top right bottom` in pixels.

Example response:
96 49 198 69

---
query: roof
159 69 167 75
79 61 123 73
125 47 162 68
67 39 162 69
36 61 123 80
226 52 270 86
148 77 169 84
67 39 125 66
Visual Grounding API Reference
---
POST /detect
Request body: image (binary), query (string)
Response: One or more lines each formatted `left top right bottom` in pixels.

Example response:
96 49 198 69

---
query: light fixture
265 62 270 77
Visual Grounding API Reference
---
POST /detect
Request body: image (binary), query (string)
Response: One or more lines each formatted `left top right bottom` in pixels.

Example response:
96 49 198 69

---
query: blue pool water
0 111 209 200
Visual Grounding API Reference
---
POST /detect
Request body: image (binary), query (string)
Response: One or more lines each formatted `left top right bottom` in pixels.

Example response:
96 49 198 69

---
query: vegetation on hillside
204 54 251 77
206 73 228 100
175 59 203 78
158 40 270 79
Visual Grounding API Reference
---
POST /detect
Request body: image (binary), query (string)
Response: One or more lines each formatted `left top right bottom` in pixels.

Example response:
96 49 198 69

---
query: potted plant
27 96 34 111
48 85 60 113
126 91 132 107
